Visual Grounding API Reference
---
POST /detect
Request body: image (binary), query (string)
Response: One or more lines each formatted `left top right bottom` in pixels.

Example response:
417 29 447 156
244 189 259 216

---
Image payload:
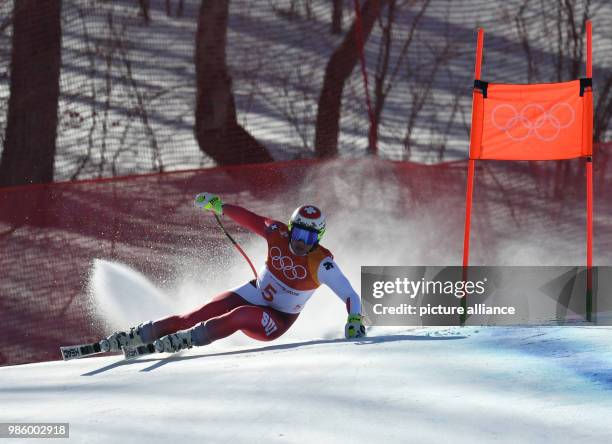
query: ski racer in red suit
103 193 367 354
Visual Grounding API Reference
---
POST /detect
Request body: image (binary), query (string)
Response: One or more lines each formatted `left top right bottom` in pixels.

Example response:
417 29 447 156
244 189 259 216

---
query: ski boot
153 322 211 353
153 330 193 353
100 321 154 353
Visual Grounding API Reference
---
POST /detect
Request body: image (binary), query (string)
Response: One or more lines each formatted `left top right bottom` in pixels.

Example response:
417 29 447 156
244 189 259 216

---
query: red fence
1 153 611 366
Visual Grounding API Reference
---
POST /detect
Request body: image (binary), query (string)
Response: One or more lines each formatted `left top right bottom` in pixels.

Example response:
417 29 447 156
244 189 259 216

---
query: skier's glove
345 314 366 339
194 192 223 216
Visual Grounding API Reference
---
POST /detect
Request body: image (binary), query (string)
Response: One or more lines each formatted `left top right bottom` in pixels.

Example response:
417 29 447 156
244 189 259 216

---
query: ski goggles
290 225 320 245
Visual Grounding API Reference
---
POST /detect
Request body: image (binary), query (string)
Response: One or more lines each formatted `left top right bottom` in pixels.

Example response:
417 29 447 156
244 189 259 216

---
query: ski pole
214 213 258 279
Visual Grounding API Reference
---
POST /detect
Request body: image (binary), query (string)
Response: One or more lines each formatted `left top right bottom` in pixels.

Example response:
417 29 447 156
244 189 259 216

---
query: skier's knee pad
191 321 212 346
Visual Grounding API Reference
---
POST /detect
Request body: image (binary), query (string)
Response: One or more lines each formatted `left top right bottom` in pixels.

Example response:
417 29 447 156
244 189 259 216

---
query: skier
102 193 366 354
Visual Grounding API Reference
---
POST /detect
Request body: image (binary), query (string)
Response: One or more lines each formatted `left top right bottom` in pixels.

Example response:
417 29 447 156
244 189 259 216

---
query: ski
122 343 157 359
60 340 109 361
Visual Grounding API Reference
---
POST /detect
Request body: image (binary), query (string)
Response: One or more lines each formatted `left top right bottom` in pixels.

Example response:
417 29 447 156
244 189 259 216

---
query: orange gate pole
585 20 593 320
586 20 593 270
463 28 484 269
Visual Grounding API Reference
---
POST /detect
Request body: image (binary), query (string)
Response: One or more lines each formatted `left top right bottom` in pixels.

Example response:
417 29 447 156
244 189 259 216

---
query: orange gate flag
469 79 593 160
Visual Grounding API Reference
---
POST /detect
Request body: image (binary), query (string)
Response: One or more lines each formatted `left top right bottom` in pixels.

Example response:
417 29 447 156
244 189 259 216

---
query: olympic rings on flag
491 102 575 142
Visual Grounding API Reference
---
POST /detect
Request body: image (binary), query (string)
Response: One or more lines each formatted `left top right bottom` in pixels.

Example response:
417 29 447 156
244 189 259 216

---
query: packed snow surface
2 324 611 443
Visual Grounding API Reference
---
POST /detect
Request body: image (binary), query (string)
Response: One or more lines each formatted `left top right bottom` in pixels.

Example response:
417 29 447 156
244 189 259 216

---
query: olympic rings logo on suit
269 247 307 280
491 102 575 142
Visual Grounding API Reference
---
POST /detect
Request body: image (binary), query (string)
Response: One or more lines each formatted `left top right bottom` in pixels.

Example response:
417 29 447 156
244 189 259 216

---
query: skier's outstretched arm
194 192 268 237
317 259 367 338
223 204 269 237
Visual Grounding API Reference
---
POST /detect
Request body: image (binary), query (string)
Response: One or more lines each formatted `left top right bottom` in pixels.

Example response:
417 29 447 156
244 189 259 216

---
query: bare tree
332 0 343 34
112 15 163 173
138 0 151 25
403 38 453 159
594 76 612 144
515 0 611 143
0 0 62 187
194 0 272 165
371 0 430 155
544 0 590 82
255 63 318 153
314 0 388 158
165 0 184 17
515 0 538 83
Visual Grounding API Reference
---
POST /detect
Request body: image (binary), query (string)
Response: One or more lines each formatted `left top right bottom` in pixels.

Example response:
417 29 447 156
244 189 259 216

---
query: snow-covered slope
2 326 612 443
